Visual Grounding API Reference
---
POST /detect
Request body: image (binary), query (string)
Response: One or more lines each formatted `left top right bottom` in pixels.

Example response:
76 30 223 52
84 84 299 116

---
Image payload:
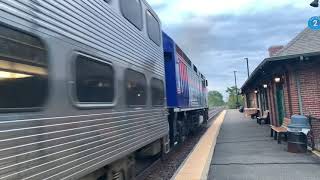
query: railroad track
209 107 225 120
139 107 224 180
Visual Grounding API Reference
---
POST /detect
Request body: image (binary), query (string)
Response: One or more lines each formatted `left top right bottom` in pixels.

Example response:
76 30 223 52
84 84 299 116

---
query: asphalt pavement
209 110 320 180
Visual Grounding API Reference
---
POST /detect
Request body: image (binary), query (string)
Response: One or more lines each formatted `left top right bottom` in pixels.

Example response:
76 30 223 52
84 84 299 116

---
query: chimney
268 45 284 57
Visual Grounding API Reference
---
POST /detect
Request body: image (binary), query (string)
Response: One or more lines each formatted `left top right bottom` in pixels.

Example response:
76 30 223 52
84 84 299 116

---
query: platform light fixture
254 90 258 94
263 84 268 88
274 77 281 83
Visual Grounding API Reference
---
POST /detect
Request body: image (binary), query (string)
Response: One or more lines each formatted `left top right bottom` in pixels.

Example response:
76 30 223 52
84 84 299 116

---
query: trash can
287 132 307 153
287 115 310 153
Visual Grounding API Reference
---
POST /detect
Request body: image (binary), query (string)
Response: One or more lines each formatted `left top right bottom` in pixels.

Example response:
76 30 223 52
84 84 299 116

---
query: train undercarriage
168 108 209 149
79 108 208 180
79 139 165 180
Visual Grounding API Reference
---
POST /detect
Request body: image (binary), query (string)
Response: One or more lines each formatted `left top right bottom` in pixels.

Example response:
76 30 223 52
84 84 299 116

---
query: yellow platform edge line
312 150 320 158
172 110 226 180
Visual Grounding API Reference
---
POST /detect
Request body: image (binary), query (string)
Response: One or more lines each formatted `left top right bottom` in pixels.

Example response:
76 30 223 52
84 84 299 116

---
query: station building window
0 25 48 110
125 69 147 106
75 55 114 103
120 0 143 30
151 78 164 106
146 10 161 46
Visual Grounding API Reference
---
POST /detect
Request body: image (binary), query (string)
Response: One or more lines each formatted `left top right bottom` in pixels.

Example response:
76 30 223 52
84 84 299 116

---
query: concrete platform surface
209 110 320 180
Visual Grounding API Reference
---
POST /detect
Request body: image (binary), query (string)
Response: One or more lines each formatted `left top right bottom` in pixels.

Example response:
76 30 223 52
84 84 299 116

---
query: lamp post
233 71 239 108
244 58 250 78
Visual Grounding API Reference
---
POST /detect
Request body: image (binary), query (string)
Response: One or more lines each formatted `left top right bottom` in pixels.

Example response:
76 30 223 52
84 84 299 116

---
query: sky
148 0 318 99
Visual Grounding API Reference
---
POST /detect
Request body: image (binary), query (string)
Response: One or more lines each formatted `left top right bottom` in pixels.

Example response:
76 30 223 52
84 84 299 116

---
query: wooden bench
270 118 291 144
257 110 270 125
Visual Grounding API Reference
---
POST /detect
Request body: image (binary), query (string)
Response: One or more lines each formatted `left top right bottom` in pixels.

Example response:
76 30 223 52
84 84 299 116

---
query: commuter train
0 1 208 180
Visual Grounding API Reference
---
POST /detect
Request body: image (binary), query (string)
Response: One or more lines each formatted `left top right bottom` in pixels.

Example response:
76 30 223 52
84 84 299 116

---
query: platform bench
257 110 270 125
270 118 291 144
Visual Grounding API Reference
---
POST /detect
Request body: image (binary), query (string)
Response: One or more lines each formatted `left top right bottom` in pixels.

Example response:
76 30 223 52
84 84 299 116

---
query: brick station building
241 28 320 150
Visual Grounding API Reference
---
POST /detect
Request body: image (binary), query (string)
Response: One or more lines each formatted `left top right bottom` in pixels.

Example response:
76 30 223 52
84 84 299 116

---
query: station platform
173 110 320 180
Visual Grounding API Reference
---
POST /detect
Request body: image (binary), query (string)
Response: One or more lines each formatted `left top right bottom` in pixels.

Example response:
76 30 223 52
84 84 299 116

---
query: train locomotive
163 33 209 147
0 0 208 180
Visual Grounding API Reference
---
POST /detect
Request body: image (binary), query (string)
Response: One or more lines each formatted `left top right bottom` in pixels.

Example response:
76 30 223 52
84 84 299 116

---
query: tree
208 90 225 107
226 86 244 109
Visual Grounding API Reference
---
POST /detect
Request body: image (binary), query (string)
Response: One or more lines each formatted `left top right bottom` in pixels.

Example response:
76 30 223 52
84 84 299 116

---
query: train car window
125 69 147 106
184 56 192 67
0 25 48 110
75 55 114 103
146 10 161 46
120 0 143 30
193 65 198 73
176 45 192 66
151 78 164 106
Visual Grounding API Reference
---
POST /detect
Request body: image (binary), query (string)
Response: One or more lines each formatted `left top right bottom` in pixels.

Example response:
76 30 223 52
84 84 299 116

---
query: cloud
148 0 318 97
149 0 311 25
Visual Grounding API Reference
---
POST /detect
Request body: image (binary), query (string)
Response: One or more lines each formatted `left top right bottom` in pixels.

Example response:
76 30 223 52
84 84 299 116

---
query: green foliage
226 86 244 109
208 90 225 107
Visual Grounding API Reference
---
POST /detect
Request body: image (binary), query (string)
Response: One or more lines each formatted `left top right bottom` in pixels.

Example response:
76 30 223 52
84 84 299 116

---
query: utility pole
233 71 239 108
244 58 250 78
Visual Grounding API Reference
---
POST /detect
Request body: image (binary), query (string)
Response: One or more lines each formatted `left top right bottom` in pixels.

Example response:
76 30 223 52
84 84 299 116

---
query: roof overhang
241 51 320 92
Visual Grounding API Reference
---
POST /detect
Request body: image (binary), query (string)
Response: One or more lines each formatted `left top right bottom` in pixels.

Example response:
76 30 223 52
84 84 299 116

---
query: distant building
242 28 320 150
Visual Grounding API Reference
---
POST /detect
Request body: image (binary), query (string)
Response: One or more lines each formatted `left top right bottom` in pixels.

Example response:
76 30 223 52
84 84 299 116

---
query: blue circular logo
308 16 320 30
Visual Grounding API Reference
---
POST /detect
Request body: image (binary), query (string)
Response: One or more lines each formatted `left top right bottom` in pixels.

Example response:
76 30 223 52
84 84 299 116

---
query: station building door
276 84 285 125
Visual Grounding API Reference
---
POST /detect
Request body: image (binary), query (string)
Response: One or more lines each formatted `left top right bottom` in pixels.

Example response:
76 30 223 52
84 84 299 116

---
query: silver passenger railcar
0 0 169 179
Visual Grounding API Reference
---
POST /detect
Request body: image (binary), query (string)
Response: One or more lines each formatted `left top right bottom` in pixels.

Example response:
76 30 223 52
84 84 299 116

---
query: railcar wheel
110 170 126 180
105 156 135 180
177 120 186 143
